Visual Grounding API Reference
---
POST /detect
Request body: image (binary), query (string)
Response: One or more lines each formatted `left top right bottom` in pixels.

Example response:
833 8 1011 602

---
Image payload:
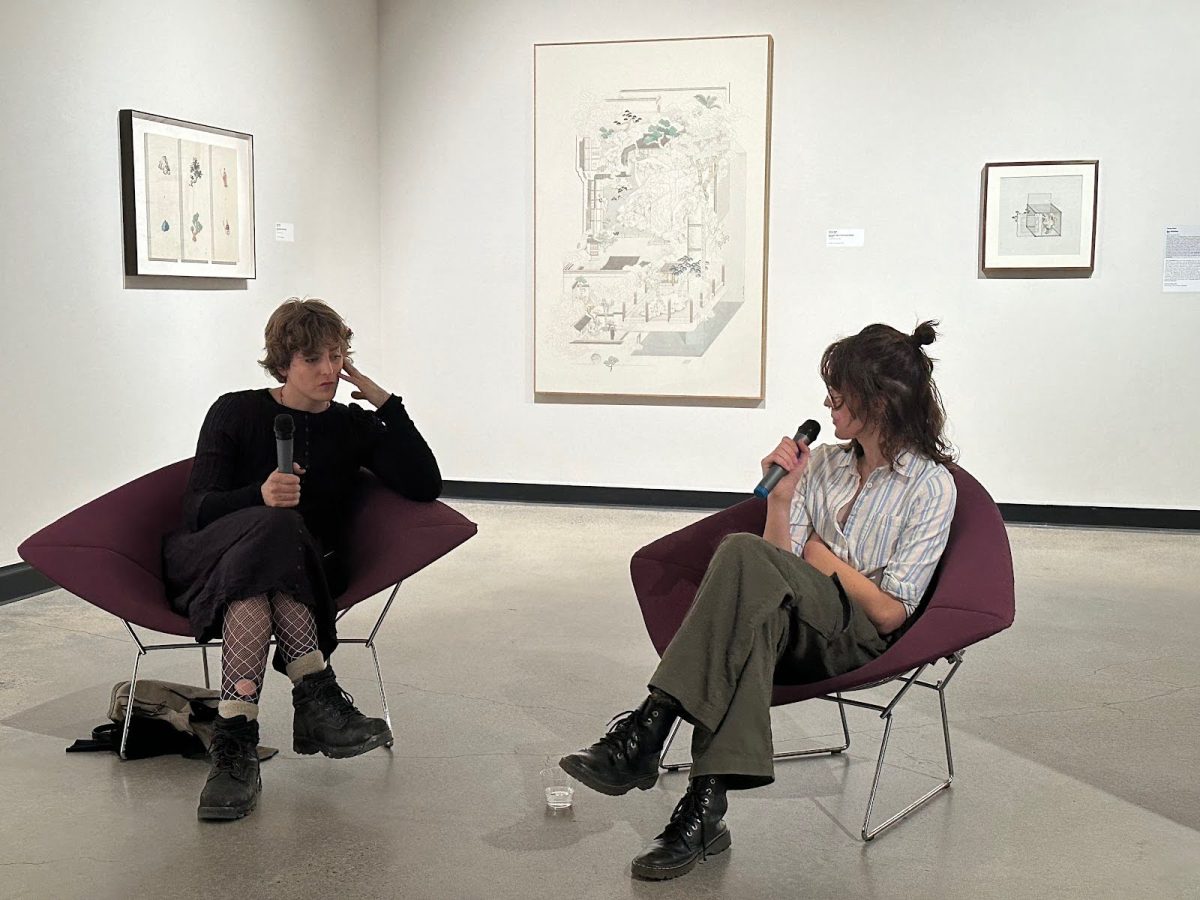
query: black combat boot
197 715 261 821
292 667 393 758
631 776 730 880
559 690 679 796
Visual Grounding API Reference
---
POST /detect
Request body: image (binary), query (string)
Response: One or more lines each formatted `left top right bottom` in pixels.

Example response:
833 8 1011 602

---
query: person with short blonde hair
164 296 442 821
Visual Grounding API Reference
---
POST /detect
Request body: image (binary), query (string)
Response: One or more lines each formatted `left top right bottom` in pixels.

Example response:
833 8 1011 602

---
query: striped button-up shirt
788 443 957 618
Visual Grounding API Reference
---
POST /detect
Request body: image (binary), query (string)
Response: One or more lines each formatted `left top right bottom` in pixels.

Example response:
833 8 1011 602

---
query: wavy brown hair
820 320 954 466
259 297 353 383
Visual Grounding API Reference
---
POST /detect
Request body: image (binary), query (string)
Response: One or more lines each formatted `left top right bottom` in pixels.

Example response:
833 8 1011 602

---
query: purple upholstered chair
631 466 1014 840
18 458 478 758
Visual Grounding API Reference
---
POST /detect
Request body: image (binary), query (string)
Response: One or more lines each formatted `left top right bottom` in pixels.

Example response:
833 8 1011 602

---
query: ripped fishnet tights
220 592 321 703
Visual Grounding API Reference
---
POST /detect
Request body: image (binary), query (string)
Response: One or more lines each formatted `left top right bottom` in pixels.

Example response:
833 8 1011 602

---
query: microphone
274 414 294 474
754 419 821 499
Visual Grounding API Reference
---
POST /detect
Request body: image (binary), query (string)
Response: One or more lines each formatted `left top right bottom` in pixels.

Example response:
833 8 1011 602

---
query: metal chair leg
119 647 144 761
368 643 394 746
860 675 955 841
659 692 852 773
658 718 684 771
201 645 211 690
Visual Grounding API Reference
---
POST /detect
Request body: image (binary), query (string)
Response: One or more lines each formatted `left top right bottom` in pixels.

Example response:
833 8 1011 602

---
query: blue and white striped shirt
788 443 957 618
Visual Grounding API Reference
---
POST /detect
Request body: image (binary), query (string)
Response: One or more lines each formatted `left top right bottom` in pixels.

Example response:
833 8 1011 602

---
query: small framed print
119 109 256 278
981 160 1098 276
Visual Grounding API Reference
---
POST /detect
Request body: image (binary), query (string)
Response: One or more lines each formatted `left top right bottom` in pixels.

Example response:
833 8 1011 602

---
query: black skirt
163 506 343 671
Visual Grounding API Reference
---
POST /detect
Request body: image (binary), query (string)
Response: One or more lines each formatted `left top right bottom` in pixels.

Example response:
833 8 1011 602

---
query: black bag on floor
67 718 207 759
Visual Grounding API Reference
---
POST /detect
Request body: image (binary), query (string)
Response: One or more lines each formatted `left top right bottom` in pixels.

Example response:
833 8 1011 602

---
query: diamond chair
631 466 1014 840
18 458 477 759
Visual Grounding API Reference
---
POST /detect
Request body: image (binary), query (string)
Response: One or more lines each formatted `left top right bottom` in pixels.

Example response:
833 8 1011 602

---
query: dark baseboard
0 563 56 606
442 480 1200 530
995 503 1200 530
2 488 1194 607
442 480 739 509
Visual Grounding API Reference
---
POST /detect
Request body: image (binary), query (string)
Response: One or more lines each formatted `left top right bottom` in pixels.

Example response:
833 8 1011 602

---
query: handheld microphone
754 419 821 499
274 414 294 474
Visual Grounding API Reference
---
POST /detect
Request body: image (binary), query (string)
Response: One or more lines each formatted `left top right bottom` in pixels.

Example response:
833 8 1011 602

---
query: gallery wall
0 0 381 565
378 0 1200 508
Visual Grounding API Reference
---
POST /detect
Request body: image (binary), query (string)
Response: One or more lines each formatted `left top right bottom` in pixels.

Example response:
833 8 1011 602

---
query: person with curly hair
561 321 957 880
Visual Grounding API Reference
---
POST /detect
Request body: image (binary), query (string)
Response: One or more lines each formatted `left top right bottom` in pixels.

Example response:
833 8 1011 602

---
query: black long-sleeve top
181 389 442 550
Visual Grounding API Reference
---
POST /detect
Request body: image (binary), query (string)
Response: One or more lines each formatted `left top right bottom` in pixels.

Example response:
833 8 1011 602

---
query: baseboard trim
996 503 1200 530
442 480 1200 530
0 563 56 606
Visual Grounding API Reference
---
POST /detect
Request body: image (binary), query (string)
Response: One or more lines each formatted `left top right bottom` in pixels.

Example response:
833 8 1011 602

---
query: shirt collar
893 450 918 477
835 443 918 477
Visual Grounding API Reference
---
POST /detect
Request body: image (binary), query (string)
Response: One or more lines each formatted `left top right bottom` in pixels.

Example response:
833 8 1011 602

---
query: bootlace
596 710 639 759
662 784 710 854
314 678 363 723
210 729 253 778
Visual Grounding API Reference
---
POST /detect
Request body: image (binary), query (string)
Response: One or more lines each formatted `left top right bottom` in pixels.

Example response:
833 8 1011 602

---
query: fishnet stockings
220 592 322 703
221 594 272 703
270 591 320 663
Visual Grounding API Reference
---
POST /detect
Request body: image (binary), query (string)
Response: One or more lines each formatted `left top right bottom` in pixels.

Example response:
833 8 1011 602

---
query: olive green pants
649 533 888 789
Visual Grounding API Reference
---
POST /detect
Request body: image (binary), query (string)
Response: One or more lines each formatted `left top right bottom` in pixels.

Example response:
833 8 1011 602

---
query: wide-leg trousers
649 533 888 789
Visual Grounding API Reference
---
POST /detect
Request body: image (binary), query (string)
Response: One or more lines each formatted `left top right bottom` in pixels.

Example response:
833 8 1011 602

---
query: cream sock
218 699 259 721
286 650 327 683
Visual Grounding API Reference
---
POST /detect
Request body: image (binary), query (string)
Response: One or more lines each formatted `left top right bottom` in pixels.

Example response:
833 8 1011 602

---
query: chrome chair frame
658 651 965 841
117 583 401 760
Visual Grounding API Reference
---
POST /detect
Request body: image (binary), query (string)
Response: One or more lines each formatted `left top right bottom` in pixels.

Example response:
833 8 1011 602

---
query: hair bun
911 320 939 348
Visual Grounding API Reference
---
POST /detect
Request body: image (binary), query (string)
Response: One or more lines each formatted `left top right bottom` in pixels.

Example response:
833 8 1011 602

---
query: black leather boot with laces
631 776 730 881
559 690 679 795
197 715 261 821
292 667 393 758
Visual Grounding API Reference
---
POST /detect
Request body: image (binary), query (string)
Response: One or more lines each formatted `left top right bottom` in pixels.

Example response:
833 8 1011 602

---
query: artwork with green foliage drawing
534 36 772 402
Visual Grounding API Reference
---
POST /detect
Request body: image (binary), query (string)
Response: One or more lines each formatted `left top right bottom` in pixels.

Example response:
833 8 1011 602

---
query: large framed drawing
534 36 773 403
981 160 1098 276
119 109 256 278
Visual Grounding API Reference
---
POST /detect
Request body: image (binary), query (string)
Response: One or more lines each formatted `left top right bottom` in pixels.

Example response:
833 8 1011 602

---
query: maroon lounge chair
631 466 1014 840
18 458 478 758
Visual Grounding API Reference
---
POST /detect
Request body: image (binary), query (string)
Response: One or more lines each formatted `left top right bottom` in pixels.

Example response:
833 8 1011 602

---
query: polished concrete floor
2 501 1198 899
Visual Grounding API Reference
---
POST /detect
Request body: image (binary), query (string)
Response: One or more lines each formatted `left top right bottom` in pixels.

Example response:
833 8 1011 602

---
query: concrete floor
1 501 1198 900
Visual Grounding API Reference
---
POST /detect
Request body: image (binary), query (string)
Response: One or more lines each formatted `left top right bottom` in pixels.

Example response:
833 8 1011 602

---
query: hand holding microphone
754 419 821 500
262 414 305 508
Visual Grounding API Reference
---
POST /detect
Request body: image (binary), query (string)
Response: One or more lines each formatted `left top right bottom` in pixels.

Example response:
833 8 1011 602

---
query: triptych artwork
119 110 256 279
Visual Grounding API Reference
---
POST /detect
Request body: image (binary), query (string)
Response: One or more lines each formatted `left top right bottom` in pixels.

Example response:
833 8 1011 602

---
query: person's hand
760 436 812 502
339 359 390 408
261 463 305 508
802 532 829 563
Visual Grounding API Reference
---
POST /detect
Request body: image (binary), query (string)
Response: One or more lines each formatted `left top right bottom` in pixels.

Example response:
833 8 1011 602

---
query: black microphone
274 414 294 474
754 419 821 499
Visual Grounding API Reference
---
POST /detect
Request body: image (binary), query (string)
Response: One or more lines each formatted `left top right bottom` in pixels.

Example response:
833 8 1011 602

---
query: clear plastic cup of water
541 759 575 810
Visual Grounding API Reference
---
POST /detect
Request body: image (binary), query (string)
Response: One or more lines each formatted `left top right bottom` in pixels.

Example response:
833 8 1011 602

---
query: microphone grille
274 413 294 439
797 419 821 444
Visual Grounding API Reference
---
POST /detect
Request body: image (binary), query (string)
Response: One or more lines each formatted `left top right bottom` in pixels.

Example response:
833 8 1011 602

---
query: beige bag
106 679 277 760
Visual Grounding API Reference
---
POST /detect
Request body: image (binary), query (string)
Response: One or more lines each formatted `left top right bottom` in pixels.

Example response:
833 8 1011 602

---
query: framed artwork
534 35 773 403
981 160 1098 276
119 109 256 278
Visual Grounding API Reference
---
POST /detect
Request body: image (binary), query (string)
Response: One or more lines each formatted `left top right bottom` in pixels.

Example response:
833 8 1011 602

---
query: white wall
378 0 1200 508
0 0 381 564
